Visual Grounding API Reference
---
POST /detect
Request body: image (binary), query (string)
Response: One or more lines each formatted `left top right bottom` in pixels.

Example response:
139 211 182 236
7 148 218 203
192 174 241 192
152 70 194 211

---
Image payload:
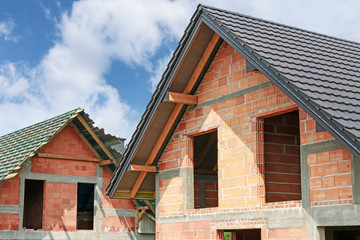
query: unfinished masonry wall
0 125 152 239
155 41 359 239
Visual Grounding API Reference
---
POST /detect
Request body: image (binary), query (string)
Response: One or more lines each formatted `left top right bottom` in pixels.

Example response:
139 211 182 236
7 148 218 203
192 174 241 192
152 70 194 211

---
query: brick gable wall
156 41 355 239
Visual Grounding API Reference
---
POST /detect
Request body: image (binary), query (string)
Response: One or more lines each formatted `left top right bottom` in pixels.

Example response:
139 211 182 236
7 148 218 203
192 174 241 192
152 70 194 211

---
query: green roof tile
0 108 123 182
0 108 82 182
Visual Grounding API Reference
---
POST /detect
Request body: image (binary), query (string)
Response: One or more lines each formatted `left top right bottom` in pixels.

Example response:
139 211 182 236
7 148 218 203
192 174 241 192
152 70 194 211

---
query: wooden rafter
129 103 184 198
167 91 197 105
130 165 157 172
70 122 102 160
135 206 149 228
144 200 156 215
37 153 99 162
76 115 118 166
127 32 221 198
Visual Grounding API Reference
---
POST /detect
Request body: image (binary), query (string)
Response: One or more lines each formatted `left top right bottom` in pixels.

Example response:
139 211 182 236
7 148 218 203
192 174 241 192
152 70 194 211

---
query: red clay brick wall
0 175 20 205
264 111 301 202
102 170 135 210
158 41 296 215
158 177 183 216
43 182 77 231
261 227 307 240
39 125 96 157
194 181 218 208
101 169 136 232
32 157 97 177
0 214 19 230
102 216 135 232
156 40 352 238
32 125 97 176
156 221 212 239
299 110 353 206
308 149 352 206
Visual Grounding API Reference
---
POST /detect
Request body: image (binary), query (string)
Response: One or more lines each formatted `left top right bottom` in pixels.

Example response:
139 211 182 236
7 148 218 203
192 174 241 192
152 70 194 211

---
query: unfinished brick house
107 5 360 240
0 108 154 239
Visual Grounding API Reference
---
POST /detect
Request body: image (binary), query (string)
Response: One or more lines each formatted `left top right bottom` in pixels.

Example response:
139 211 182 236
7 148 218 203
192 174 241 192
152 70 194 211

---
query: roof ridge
0 107 83 139
198 4 360 46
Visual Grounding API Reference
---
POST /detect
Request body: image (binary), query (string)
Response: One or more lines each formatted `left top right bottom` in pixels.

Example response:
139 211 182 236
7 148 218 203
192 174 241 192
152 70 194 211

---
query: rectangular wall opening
77 183 95 230
224 229 261 240
23 179 44 230
263 110 301 202
193 130 218 208
325 226 360 240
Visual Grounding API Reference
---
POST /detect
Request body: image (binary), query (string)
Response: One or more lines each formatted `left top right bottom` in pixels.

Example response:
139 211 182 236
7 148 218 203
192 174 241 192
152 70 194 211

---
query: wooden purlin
37 153 99 162
76 115 118 166
167 91 198 105
127 32 221 199
130 165 157 172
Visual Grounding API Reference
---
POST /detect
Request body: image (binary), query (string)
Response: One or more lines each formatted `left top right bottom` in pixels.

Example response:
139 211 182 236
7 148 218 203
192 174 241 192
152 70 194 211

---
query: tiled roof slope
201 5 360 150
0 108 122 182
0 108 82 181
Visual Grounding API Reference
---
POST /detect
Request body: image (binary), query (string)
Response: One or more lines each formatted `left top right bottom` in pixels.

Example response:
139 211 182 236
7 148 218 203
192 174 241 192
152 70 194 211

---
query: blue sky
0 0 359 142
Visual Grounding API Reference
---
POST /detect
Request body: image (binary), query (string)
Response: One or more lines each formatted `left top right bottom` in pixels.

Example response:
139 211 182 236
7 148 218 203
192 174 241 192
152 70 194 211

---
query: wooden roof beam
128 32 221 199
130 165 157 172
76 115 118 166
165 91 197 105
37 153 99 162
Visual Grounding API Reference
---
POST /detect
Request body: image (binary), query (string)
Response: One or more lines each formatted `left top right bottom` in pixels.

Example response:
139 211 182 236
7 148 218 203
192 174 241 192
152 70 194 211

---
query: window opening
263 110 301 202
224 229 261 240
325 226 360 240
23 179 44 230
193 130 218 208
77 183 95 230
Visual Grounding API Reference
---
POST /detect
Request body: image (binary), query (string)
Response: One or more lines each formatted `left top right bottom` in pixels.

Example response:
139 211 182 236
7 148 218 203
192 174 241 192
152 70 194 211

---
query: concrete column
351 155 360 204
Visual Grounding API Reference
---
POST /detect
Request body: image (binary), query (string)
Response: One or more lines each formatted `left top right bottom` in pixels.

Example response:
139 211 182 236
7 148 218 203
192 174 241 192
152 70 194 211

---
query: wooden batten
37 153 99 162
128 32 222 198
167 91 197 105
130 165 157 172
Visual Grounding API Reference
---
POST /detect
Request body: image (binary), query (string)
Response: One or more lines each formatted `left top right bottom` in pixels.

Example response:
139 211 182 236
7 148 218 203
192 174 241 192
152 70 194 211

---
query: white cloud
0 19 17 42
0 0 197 140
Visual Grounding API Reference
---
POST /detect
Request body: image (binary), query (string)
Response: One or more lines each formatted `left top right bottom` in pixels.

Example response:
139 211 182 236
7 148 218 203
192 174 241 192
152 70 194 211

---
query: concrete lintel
301 139 344 155
0 205 21 214
157 167 192 180
23 172 102 184
157 207 306 227
310 204 360 226
101 208 137 217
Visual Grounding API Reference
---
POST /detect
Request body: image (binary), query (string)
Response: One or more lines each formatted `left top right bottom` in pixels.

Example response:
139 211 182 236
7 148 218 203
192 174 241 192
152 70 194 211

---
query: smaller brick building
0 108 153 239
